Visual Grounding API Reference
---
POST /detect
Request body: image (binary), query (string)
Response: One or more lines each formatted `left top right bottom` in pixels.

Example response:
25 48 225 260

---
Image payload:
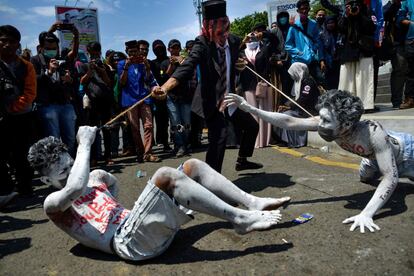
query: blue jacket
117 60 157 108
398 0 414 40
285 18 320 64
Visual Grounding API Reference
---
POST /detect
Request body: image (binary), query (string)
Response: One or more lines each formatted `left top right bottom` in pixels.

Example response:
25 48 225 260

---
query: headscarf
288 62 309 100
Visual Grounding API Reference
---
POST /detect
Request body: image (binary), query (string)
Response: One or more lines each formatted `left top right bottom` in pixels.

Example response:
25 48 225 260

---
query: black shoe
235 160 263 171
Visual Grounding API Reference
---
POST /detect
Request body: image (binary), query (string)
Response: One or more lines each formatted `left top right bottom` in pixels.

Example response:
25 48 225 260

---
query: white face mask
246 41 259 50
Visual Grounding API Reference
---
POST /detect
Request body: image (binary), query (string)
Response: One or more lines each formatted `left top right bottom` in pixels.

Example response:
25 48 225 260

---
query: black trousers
0 112 35 195
153 99 170 146
205 108 258 173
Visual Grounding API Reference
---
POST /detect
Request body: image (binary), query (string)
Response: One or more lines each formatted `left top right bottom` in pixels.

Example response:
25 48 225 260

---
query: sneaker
235 160 263 171
175 147 187 158
143 154 161 162
400 98 414 109
0 192 18 209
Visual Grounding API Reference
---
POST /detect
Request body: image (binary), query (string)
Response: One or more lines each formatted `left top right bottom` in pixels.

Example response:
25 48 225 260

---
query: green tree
310 0 341 18
230 11 268 39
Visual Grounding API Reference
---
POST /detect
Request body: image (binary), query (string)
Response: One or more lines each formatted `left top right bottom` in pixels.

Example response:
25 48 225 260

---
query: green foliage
309 0 340 18
230 11 268 39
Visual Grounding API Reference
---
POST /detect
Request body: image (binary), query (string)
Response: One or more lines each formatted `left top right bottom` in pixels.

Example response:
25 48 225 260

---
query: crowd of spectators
0 0 413 207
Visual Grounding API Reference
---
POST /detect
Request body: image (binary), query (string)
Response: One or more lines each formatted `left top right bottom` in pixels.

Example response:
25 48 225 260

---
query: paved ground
1 145 413 275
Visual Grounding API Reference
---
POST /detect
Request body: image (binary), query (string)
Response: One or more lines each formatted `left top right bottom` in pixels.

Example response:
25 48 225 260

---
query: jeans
166 96 191 149
390 45 408 106
37 104 77 157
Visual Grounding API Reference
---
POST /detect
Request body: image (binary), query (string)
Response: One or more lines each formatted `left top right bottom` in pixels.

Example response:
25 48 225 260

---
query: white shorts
113 179 193 261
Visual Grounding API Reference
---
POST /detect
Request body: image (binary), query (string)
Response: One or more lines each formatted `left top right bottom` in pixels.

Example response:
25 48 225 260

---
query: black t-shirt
160 58 192 102
150 57 169 86
31 54 76 105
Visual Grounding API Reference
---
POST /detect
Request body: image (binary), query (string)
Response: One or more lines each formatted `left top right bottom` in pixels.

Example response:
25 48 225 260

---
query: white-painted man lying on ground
27 126 290 261
225 90 414 233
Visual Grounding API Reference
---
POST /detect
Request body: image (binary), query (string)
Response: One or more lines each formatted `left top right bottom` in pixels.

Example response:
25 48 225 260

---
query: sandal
143 154 161 162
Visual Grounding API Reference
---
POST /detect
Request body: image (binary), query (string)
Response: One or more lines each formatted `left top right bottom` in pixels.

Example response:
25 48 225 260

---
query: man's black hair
0 25 21 42
38 31 59 47
86 41 101 52
296 0 310 9
316 90 364 127
252 22 267 32
125 40 138 51
137 40 149 48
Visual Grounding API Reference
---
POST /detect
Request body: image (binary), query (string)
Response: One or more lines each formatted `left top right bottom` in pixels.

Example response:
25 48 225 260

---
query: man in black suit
152 0 262 173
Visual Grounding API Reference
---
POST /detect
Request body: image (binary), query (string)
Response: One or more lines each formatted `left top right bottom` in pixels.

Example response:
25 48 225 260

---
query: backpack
0 60 23 120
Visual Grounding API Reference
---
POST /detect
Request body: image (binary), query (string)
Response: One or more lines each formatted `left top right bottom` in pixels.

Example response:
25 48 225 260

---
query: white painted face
40 152 74 189
317 107 341 142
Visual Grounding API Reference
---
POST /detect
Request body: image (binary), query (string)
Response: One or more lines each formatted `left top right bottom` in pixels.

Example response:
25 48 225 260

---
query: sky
0 0 271 59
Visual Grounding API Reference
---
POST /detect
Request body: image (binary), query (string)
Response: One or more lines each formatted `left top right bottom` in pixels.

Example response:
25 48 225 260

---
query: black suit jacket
172 34 241 120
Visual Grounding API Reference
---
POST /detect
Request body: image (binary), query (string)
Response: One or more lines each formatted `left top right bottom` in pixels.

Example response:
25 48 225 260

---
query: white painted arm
89 169 120 199
343 127 399 233
224 93 319 131
44 126 97 214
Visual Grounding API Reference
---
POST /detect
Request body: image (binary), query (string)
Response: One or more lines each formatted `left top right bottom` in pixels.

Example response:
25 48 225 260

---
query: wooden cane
245 65 315 118
100 93 154 130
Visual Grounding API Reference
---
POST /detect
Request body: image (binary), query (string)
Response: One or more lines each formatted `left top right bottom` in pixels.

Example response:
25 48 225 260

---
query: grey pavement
0 145 413 275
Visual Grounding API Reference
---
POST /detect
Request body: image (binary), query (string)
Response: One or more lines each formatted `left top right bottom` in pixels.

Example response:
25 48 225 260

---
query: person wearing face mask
318 15 341 89
150 40 172 153
225 89 414 234
272 62 319 148
31 22 79 157
152 0 262 173
239 23 282 148
275 10 291 41
77 41 114 166
285 0 324 86
315 8 327 29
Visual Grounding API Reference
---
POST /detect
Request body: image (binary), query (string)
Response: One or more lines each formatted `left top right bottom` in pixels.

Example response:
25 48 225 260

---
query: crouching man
27 126 290 261
225 90 414 233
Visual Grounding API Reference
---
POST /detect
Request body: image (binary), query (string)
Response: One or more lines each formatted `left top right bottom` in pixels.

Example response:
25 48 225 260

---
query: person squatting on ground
27 126 290 261
0 25 37 206
225 90 414 233
152 0 262 173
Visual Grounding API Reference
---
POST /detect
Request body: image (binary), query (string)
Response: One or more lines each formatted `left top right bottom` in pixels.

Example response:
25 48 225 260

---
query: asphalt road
1 145 413 275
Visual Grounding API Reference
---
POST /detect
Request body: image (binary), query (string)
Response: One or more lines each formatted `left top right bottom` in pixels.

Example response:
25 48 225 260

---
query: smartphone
58 23 74 31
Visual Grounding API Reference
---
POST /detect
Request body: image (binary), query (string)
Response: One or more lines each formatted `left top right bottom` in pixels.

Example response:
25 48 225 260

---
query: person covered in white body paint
27 126 290 261
225 90 414 233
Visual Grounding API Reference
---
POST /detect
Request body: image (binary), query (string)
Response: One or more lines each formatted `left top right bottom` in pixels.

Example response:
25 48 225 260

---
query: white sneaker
0 192 18 209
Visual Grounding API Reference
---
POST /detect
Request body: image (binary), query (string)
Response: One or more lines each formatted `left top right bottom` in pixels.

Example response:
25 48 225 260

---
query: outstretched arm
343 126 399 233
224 93 319 131
43 126 97 214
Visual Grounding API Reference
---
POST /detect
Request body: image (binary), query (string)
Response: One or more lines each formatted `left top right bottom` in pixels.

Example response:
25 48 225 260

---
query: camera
56 60 66 66
57 23 74 31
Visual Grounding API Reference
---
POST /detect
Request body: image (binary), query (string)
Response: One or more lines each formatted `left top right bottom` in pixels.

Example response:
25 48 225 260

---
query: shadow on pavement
289 181 414 220
69 221 293 264
233 172 295 193
0 237 31 259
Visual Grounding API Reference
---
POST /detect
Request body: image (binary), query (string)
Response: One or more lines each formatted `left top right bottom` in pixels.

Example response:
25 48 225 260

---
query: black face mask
318 126 337 142
316 17 325 25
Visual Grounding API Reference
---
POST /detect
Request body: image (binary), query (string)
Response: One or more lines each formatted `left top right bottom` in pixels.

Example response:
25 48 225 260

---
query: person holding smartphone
31 21 79 157
117 40 160 163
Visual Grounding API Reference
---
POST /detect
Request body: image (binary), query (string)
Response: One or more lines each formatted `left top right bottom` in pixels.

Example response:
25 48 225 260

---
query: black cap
252 22 267 32
125 40 138 49
168 39 181 48
185 40 195 49
152 39 165 50
202 0 227 20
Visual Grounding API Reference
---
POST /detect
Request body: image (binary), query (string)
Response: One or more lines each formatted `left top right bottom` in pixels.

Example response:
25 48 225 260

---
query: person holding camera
78 41 114 166
0 25 37 205
239 23 282 148
118 40 160 163
336 0 376 112
31 21 79 156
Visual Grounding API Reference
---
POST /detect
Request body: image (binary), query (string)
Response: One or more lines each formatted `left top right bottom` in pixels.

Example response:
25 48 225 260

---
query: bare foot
248 196 291 211
233 210 282 234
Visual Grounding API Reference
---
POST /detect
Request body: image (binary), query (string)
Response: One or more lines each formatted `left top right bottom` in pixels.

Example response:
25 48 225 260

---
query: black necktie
217 46 227 112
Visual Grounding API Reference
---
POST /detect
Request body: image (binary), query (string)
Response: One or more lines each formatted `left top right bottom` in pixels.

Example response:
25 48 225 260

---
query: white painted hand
76 126 98 147
224 93 251 112
343 213 380 233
